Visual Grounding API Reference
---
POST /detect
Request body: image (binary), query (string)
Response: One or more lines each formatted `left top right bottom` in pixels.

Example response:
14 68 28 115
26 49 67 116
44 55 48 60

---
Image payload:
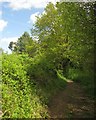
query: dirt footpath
48 80 94 118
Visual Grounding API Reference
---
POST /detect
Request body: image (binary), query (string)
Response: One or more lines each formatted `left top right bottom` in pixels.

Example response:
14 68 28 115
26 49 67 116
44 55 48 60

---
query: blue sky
2 2 44 37
0 0 59 53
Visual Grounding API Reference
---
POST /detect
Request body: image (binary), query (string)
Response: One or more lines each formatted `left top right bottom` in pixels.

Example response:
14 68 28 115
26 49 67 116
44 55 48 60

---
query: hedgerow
2 53 48 118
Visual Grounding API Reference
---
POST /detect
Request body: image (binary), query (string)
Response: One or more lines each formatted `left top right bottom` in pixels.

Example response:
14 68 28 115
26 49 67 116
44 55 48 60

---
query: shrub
2 53 48 118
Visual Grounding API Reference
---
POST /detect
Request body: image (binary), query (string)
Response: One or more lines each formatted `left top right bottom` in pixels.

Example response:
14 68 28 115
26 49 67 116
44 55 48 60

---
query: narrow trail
48 80 94 118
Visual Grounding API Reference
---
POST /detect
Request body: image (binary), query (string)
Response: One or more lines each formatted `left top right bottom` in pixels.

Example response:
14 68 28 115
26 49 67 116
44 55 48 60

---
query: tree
31 1 95 74
16 32 32 53
8 32 38 57
8 41 17 51
0 47 4 54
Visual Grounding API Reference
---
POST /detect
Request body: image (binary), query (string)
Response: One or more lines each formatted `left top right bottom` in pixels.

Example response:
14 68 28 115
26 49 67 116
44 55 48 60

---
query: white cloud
0 37 18 53
29 12 40 24
0 0 60 10
0 11 2 19
28 10 47 24
0 11 2 16
0 19 8 31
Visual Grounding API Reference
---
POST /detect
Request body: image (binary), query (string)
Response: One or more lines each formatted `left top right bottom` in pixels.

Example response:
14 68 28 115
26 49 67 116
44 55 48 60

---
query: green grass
66 68 94 99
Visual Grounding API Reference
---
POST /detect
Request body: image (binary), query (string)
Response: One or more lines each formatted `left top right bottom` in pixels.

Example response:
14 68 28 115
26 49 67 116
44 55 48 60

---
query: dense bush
2 53 48 118
27 54 55 83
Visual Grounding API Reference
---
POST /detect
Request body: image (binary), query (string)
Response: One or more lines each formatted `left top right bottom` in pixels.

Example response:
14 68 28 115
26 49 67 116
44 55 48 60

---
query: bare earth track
48 80 94 118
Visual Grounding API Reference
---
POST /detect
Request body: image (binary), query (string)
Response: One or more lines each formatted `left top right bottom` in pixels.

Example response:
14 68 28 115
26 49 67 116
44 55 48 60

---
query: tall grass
66 68 94 98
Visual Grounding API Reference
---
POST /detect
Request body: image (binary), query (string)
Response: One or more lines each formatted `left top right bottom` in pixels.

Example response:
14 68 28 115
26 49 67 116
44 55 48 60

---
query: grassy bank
66 68 94 99
2 53 67 118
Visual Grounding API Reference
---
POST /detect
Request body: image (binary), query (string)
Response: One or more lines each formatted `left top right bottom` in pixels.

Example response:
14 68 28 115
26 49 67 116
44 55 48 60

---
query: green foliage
2 53 48 118
16 32 32 53
66 68 94 98
31 1 95 98
8 32 38 57
4 1 95 118
8 41 17 51
25 52 67 105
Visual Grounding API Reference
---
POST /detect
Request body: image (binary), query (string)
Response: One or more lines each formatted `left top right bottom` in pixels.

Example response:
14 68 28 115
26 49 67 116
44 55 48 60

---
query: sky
0 0 59 53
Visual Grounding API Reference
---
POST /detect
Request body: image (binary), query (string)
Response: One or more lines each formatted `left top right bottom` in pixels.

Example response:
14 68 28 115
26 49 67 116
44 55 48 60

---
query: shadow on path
48 80 94 118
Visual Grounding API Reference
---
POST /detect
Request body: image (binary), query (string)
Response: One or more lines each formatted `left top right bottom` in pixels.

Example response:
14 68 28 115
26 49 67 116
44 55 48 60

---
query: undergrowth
2 53 48 118
66 68 94 99
2 53 67 118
